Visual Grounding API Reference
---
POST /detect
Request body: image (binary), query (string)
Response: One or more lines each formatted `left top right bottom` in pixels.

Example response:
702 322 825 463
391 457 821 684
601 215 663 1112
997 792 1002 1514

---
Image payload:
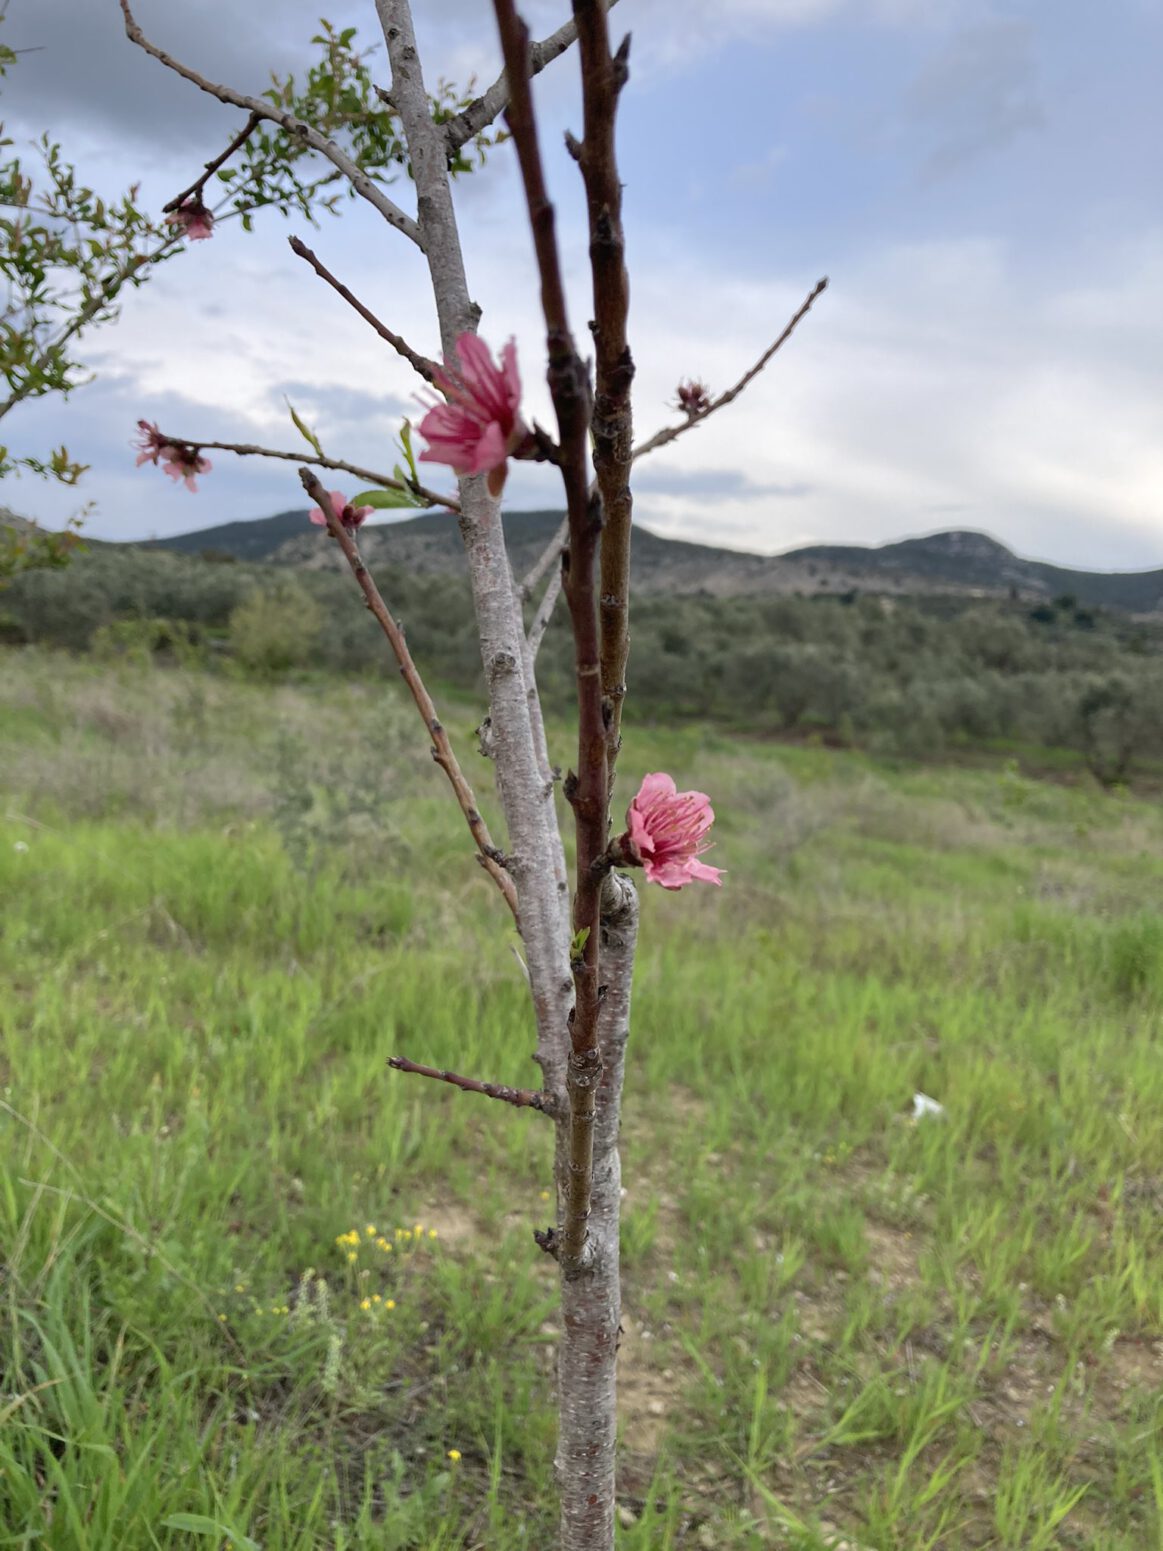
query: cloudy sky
3 0 1160 568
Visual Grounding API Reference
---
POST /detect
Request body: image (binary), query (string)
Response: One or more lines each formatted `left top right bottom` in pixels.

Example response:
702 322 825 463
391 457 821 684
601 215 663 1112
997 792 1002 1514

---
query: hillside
137 510 1163 614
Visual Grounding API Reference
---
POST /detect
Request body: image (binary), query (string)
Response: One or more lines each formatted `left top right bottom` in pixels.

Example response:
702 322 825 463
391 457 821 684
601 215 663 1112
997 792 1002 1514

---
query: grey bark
556 874 639 1551
377 0 572 1095
380 10 636 1548
443 1 620 153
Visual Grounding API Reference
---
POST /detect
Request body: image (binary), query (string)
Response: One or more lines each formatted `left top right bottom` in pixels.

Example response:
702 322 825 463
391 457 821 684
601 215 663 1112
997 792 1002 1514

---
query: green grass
2 648 1162 1548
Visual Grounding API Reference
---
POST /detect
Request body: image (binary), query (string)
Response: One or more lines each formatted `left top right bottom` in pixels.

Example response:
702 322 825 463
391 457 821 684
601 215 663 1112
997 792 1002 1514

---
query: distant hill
139 509 311 563
131 510 1163 615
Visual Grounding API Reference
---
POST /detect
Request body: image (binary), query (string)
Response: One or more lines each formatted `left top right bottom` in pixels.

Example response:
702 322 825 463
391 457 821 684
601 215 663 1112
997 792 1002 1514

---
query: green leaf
398 418 419 483
285 398 323 458
160 1513 260 1550
351 487 422 510
570 927 590 958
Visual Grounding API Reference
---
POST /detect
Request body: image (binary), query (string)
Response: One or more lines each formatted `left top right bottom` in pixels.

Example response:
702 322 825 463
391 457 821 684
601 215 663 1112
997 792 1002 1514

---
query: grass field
2 648 1162 1549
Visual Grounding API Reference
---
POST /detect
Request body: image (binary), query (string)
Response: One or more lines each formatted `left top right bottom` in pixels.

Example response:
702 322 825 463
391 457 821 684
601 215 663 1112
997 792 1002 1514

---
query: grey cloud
632 465 812 501
276 381 413 429
11 370 303 540
906 20 1043 182
2 0 360 150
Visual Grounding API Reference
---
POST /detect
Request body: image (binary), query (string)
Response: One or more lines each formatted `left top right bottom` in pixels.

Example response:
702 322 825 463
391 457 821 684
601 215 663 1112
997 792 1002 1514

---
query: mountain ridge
5 505 1158 614
129 509 1163 614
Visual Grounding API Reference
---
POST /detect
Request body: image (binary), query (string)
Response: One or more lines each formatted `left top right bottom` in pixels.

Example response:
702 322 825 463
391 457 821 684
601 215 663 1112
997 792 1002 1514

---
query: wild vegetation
2 650 1161 1548
4 541 1162 782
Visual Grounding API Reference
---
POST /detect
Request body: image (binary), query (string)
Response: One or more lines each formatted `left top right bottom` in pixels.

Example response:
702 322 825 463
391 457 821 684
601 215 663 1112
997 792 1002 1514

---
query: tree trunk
556 874 638 1551
377 0 573 1097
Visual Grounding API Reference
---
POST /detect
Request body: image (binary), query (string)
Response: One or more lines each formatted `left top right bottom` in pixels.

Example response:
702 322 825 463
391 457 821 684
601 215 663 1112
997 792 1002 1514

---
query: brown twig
512 280 828 625
572 12 635 815
288 237 440 385
632 277 829 463
444 0 621 153
163 112 260 213
493 0 607 1277
388 1055 559 1116
118 0 423 247
158 436 458 512
298 467 517 916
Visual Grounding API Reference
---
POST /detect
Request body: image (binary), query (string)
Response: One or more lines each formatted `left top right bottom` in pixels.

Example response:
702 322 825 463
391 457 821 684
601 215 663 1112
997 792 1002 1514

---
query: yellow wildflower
447 1449 461 1462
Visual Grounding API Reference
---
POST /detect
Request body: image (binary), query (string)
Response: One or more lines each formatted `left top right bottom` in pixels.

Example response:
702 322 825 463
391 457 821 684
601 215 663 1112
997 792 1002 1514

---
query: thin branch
298 467 518 917
520 514 568 599
160 436 458 512
528 562 564 659
493 0 607 1278
378 0 575 1107
388 1055 559 1116
504 282 827 580
444 0 621 153
506 278 830 611
571 10 634 812
288 237 439 385
631 276 829 464
163 112 259 212
118 0 423 248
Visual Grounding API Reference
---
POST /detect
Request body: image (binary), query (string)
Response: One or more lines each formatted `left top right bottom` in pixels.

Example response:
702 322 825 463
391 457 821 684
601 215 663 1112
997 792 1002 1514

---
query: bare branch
288 237 440 386
493 0 607 1279
163 112 259 213
378 0 574 1109
632 276 829 464
118 0 423 247
571 10 635 809
388 1055 559 1116
504 279 832 621
156 435 458 512
528 562 564 659
520 514 568 599
298 466 518 917
444 0 621 153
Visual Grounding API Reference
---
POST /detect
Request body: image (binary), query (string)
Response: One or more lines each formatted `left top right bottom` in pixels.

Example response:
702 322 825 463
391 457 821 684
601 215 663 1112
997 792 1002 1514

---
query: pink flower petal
417 333 524 481
622 772 724 890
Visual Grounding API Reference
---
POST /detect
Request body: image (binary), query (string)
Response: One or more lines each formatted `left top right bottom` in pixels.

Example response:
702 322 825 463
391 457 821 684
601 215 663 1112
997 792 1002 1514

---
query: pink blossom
418 333 528 493
166 199 214 241
160 445 212 493
133 421 211 492
623 772 723 889
133 420 170 467
675 379 711 418
308 490 374 532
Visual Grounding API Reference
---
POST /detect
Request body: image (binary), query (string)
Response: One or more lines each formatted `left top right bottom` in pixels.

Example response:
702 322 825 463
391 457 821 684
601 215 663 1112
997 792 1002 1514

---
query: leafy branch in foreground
0 9 496 513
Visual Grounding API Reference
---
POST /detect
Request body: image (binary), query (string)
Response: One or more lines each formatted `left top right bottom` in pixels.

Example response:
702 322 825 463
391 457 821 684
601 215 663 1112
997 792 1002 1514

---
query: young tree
122 3 825 1545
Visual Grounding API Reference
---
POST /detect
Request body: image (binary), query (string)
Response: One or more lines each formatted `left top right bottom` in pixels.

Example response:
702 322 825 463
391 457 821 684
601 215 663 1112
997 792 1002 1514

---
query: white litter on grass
912 1092 945 1121
12 841 29 854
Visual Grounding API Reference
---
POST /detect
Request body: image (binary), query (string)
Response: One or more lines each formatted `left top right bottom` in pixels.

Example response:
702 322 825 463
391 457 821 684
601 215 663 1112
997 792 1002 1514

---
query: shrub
229 581 323 674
